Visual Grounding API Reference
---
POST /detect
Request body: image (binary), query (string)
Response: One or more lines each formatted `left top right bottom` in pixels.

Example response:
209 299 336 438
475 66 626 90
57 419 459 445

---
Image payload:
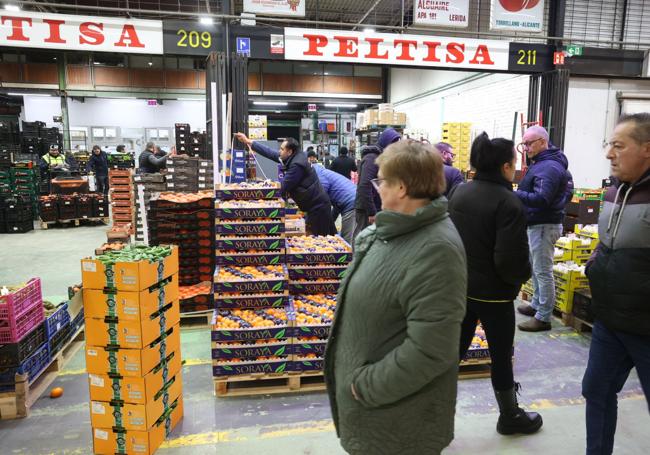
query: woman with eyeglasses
448 132 543 435
325 140 467 455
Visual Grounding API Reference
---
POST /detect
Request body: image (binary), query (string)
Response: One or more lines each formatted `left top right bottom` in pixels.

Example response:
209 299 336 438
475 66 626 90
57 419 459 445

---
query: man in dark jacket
86 145 109 195
329 147 357 180
515 126 573 332
138 142 170 174
443 165 465 198
313 163 356 245
353 127 401 240
582 113 650 455
236 132 336 235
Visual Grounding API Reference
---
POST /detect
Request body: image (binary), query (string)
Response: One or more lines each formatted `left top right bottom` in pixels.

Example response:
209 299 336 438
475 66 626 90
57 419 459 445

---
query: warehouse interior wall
565 77 650 188
389 68 529 151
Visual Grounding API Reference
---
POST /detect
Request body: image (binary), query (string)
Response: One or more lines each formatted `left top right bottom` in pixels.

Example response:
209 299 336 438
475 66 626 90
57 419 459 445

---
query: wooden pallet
0 327 85 420
40 217 109 230
214 371 326 397
180 311 212 327
458 362 492 380
569 315 593 334
553 308 575 327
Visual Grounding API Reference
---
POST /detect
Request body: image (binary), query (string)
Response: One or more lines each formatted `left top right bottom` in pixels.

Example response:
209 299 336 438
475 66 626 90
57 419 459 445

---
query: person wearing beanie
353 128 401 241
433 142 465 197
515 125 574 332
307 150 319 164
329 146 357 180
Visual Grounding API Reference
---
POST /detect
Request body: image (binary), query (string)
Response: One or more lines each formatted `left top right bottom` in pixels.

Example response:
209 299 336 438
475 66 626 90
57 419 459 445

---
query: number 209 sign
163 20 221 55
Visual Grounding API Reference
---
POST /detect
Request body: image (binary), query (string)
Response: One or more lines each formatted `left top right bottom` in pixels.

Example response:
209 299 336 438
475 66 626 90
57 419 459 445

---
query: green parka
324 198 468 455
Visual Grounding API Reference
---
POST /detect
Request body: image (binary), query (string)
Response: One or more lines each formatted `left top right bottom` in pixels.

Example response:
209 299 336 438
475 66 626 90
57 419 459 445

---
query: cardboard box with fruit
286 236 352 264
214 265 288 294
215 292 289 310
215 182 281 200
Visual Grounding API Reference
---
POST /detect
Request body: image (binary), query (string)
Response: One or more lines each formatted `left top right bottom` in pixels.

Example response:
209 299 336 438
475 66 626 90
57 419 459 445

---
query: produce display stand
0 326 85 420
40 216 109 230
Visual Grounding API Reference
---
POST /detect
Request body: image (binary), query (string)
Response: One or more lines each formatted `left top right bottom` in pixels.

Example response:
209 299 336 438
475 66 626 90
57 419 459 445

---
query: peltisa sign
284 27 510 70
0 11 163 54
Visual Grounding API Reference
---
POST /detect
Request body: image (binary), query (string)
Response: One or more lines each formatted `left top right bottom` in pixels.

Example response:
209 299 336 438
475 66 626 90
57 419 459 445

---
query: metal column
206 52 228 182
230 52 249 149
57 53 71 151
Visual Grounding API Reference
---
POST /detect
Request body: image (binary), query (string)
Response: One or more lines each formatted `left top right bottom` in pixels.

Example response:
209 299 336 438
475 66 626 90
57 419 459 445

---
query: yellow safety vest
43 153 65 168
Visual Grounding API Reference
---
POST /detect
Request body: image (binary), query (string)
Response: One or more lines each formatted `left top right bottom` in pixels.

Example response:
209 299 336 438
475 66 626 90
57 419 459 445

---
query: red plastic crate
0 278 45 343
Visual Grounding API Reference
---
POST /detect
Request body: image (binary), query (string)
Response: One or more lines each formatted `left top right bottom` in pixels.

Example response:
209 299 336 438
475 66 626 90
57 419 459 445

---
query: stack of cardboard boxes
81 246 183 455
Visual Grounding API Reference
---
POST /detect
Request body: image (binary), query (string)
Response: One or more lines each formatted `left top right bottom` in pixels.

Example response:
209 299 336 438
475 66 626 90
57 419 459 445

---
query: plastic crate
48 323 72 357
45 302 71 338
0 322 46 368
0 278 45 343
0 343 50 392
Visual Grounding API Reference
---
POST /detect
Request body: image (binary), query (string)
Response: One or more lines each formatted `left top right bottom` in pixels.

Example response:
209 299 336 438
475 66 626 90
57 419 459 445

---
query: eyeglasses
516 138 543 153
371 178 387 191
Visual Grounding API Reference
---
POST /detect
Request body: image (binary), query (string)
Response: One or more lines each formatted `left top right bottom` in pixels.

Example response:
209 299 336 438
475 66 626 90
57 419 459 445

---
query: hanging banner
413 0 470 28
284 27 510 71
0 11 163 53
490 0 545 32
243 0 306 17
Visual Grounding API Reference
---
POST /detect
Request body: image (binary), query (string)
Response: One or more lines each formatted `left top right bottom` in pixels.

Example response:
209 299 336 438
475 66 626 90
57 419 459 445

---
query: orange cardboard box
81 246 179 292
83 275 179 321
88 353 182 404
92 396 183 455
85 301 180 349
90 373 182 431
85 325 181 377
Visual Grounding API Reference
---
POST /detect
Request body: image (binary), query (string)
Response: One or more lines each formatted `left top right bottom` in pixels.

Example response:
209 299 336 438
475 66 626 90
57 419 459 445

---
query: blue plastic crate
70 309 84 333
45 303 70 338
0 343 50 392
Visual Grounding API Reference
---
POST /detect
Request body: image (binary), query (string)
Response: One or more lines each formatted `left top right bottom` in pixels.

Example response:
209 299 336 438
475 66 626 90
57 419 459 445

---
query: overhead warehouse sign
163 20 222 55
414 0 470 28
243 0 306 17
490 0 544 32
284 28 555 72
0 11 163 53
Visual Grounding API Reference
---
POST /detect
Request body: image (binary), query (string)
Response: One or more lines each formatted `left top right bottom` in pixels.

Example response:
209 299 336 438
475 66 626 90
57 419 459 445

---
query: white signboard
0 11 163 53
490 0 544 32
284 27 510 71
414 0 470 28
243 0 305 17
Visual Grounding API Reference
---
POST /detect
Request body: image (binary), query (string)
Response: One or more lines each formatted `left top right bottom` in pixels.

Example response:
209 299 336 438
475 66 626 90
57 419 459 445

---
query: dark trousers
306 205 337 236
459 299 515 391
96 175 109 195
353 209 371 242
582 321 650 455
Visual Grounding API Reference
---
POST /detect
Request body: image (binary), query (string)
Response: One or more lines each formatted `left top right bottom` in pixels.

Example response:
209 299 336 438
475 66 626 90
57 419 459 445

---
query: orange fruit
50 387 64 399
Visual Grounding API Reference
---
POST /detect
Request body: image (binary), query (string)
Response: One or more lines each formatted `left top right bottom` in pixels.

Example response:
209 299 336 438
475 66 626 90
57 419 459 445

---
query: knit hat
378 128 401 151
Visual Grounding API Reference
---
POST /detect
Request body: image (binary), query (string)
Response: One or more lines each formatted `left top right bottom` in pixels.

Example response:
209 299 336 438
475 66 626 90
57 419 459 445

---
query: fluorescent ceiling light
7 92 52 97
4 4 20 11
324 103 357 108
254 101 288 106
363 27 375 33
200 16 214 25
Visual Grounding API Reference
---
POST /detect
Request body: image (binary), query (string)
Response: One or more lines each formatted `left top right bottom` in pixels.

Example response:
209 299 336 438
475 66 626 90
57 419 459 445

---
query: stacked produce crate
107 153 134 169
133 173 166 243
212 182 291 381
148 192 215 289
0 278 47 393
564 192 602 234
286 236 352 373
441 122 471 171
9 163 39 218
174 123 190 155
1 194 35 233
109 169 135 233
39 194 109 225
44 301 73 358
81 245 183 455
166 157 198 193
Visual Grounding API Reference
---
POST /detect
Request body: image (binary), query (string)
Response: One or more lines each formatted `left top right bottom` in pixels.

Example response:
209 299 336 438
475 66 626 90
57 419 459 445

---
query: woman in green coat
324 140 468 455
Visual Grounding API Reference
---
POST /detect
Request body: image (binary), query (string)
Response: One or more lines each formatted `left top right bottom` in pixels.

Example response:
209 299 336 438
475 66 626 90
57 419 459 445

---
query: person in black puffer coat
449 132 542 436
582 113 650 455
236 132 335 235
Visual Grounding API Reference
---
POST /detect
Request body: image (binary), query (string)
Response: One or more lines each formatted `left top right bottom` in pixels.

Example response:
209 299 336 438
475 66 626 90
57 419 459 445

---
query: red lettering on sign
422 41 442 62
43 19 66 44
468 44 494 65
1 16 32 41
114 24 144 48
365 37 388 59
79 22 104 45
446 42 465 64
303 34 328 56
333 36 358 58
394 39 417 61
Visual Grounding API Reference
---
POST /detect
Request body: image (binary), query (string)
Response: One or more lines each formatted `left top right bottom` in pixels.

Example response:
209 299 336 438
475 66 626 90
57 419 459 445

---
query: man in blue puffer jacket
313 163 356 246
515 126 574 332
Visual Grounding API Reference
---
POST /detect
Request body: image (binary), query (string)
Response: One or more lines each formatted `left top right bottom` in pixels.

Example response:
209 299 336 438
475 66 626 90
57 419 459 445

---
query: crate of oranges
215 200 286 219
290 353 324 372
292 336 328 357
289 279 340 295
288 264 348 281
215 292 289 310
216 249 285 267
215 181 281 200
211 308 291 342
211 338 292 360
215 236 285 252
214 265 288 294
462 324 491 362
286 236 352 264
290 294 336 338
213 355 290 376
215 219 285 236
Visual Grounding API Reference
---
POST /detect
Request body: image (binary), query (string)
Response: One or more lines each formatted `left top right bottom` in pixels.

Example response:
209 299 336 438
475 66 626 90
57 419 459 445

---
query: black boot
494 384 543 435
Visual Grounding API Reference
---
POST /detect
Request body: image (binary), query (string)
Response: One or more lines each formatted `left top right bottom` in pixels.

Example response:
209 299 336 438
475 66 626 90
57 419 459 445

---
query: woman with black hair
448 132 543 435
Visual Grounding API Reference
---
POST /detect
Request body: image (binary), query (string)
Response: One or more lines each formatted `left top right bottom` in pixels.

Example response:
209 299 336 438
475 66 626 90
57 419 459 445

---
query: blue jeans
527 224 562 322
582 321 650 455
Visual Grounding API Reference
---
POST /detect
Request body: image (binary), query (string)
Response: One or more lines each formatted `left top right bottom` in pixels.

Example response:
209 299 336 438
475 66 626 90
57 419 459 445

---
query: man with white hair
515 126 573 331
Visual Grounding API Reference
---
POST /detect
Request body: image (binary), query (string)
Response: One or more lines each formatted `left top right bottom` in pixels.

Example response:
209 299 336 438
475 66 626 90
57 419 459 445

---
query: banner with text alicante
490 0 545 32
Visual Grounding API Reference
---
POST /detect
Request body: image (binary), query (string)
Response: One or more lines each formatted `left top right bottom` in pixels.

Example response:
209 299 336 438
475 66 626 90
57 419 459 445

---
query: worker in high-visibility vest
40 144 68 173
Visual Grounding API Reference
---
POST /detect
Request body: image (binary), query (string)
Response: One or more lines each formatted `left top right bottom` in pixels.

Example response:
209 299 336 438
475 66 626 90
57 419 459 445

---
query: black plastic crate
0 343 50 392
48 324 72 357
5 218 34 233
5 205 32 222
572 288 594 323
0 322 46 368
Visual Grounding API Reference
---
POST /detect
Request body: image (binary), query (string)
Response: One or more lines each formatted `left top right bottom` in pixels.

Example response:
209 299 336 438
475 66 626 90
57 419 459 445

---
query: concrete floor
0 225 649 454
